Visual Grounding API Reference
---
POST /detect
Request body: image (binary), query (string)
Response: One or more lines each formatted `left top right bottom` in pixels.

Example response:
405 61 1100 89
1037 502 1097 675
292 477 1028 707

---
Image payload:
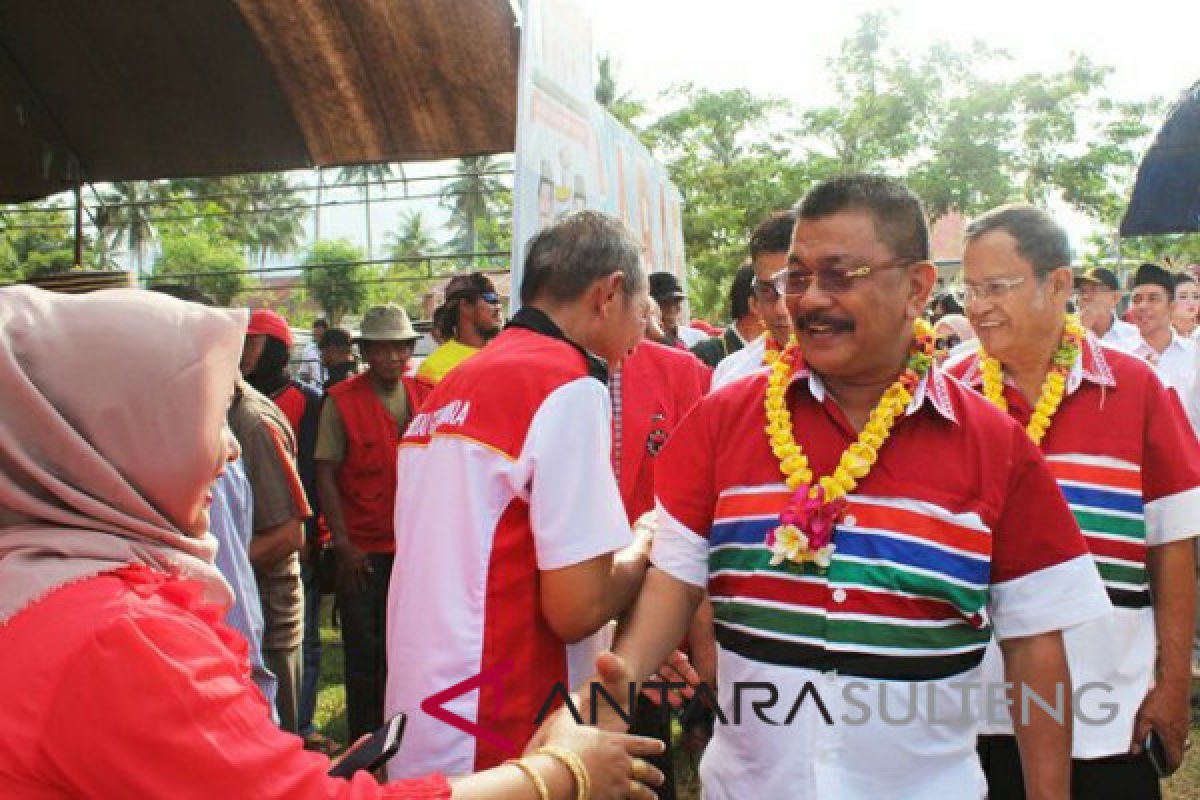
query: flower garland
979 314 1084 445
763 319 936 569
762 334 794 367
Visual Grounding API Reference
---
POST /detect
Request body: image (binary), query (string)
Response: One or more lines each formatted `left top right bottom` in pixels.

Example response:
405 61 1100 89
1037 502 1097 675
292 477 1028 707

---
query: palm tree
103 181 160 278
337 163 406 260
441 156 506 261
231 173 305 267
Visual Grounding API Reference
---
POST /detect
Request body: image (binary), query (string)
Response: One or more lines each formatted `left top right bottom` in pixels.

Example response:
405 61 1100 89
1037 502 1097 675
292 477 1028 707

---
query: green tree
302 239 371 324
338 163 404 260
103 181 164 277
595 53 646 128
151 232 249 305
643 85 806 316
0 204 78 280
442 156 507 262
381 210 441 313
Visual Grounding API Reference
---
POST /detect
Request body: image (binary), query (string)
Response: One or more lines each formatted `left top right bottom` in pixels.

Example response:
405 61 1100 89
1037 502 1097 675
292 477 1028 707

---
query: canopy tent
0 0 518 204
1119 79 1200 236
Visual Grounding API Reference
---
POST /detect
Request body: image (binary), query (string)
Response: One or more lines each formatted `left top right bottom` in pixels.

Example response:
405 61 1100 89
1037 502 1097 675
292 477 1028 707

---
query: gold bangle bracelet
536 745 590 800
505 758 550 800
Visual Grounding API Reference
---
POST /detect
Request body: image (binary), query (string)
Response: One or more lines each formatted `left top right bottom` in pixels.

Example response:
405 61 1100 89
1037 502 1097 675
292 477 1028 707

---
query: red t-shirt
0 565 449 800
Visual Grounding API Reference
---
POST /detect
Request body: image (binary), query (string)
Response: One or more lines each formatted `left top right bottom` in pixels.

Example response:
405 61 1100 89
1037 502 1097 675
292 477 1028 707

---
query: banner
511 0 686 309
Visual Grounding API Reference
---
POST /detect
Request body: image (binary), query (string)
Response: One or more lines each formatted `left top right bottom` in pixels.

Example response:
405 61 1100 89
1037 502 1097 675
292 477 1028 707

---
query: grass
311 599 1200 796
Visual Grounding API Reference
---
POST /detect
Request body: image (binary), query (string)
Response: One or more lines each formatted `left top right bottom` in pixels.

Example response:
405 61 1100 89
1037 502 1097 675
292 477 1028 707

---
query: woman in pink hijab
0 287 663 800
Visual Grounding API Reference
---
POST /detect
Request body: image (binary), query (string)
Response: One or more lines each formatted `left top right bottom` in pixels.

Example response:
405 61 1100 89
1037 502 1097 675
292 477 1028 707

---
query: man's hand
640 649 701 709
527 650 638 755
334 538 371 594
1131 682 1191 774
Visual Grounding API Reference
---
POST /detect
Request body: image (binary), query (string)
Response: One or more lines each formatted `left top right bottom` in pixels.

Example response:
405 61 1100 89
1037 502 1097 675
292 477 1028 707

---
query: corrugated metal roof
0 0 518 202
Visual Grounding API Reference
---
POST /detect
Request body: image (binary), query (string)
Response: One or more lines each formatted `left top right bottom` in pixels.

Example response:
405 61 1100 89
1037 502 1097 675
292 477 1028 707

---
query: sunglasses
480 291 500 305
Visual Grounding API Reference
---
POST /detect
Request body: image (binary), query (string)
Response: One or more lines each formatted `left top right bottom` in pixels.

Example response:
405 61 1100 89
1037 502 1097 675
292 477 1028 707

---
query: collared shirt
711 334 769 390
1130 330 1200 434
416 339 481 386
1098 314 1141 351
948 336 1200 757
385 311 630 779
652 364 1108 799
209 459 278 711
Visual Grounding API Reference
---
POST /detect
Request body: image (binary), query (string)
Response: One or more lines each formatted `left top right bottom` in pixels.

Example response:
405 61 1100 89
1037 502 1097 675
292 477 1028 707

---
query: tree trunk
313 168 323 243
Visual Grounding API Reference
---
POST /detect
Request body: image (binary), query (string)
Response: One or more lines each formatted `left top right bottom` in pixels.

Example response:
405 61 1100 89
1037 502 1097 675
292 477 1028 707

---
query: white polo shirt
1130 331 1200 434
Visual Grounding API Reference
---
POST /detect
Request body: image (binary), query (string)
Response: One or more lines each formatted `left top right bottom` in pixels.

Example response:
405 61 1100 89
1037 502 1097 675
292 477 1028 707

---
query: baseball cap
246 308 293 348
1076 267 1119 292
649 272 685 302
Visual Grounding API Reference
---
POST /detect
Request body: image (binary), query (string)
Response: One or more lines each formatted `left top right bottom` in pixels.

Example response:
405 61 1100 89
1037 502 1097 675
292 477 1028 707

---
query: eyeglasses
949 275 1027 304
481 291 500 305
759 257 916 298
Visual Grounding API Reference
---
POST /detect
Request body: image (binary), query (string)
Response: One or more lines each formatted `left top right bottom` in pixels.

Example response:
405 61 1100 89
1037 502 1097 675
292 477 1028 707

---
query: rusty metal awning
0 0 518 203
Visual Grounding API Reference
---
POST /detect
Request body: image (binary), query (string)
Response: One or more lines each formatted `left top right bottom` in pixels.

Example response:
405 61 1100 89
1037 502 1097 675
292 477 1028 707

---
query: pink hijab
0 287 246 624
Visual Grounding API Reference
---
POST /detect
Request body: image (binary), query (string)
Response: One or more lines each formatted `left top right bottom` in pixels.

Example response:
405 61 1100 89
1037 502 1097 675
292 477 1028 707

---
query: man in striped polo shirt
946 205 1200 798
578 176 1110 799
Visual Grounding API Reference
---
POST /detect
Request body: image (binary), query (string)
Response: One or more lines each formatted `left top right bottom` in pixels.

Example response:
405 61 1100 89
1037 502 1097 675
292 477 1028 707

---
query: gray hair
519 211 646 305
964 204 1072 275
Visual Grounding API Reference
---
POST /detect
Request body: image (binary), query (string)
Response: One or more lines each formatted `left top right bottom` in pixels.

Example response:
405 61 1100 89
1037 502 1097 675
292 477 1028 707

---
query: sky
590 0 1200 108
316 0 1200 261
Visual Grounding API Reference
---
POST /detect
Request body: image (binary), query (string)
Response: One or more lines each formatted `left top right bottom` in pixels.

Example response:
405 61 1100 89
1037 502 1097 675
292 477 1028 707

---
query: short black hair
964 204 1071 275
934 292 963 316
319 327 353 349
520 210 645 305
313 318 329 330
749 211 797 261
730 262 756 320
795 175 930 262
1175 271 1198 288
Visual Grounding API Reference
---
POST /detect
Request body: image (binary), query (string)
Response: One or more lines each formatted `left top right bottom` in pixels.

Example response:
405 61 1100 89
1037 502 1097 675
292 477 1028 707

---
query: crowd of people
1 174 1199 800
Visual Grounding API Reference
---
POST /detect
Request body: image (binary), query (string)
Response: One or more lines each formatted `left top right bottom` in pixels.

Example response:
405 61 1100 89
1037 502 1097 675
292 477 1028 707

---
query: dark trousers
336 552 394 741
298 556 324 735
630 699 676 800
977 734 1161 800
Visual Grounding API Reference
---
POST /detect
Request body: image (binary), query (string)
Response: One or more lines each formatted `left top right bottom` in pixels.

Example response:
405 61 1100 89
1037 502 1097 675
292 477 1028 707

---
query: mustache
795 312 855 333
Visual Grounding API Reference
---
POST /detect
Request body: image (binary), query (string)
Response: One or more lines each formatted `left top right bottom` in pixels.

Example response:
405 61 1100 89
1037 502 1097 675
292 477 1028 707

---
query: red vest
328 373 423 552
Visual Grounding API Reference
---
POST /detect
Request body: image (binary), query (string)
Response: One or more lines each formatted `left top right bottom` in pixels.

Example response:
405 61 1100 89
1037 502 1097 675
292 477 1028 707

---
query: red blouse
0 564 451 800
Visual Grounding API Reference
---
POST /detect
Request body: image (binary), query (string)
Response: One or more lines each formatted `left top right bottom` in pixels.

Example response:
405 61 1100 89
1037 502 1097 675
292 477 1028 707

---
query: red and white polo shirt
948 335 1200 757
384 308 632 778
651 364 1109 800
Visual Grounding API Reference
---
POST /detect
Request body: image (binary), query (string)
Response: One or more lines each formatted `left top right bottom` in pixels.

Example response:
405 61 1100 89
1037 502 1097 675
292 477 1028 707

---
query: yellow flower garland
979 314 1084 445
764 319 936 503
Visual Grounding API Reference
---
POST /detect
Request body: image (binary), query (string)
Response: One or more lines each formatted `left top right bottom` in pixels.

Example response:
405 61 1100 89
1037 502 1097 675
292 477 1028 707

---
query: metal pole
73 180 83 267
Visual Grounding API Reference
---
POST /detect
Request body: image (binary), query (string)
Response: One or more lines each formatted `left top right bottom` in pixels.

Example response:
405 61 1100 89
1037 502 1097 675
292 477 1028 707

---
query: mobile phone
328 713 407 779
1144 729 1169 778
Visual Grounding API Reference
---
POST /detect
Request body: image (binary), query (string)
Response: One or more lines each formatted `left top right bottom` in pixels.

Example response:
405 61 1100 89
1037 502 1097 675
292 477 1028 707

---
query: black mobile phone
1144 729 1169 778
328 713 407 779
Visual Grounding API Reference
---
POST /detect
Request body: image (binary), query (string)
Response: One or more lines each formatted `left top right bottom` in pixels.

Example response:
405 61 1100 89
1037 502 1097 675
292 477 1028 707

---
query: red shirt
616 341 708 520
0 565 449 799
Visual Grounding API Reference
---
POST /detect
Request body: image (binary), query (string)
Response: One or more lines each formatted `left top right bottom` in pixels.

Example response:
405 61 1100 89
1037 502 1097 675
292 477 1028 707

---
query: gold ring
631 758 648 781
629 778 642 796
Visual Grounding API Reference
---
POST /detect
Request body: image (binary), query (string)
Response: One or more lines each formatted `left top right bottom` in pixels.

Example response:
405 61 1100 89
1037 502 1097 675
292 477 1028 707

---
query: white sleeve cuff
650 501 708 588
989 554 1112 641
1145 486 1200 546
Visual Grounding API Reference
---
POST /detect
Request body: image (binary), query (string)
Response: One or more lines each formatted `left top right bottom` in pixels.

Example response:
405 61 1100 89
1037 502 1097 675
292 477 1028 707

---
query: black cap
648 272 685 302
1132 262 1175 295
1076 267 1119 292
